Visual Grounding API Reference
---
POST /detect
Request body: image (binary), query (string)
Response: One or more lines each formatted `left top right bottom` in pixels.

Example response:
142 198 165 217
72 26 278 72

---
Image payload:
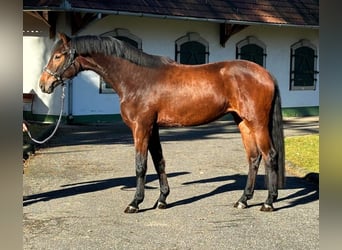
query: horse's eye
54 54 62 60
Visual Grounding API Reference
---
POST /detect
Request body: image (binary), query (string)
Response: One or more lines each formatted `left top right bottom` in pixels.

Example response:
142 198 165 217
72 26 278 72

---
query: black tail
270 81 285 188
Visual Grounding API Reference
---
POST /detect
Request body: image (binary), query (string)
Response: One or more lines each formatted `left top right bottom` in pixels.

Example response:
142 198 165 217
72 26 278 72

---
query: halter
43 48 76 83
25 48 76 144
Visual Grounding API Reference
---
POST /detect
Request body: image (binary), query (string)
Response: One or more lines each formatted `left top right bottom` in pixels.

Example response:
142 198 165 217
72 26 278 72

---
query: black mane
69 35 175 68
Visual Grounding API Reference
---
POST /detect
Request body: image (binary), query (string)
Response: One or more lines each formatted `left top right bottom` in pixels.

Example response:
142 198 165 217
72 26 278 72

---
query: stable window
290 39 318 90
236 36 266 67
99 29 142 93
175 32 209 65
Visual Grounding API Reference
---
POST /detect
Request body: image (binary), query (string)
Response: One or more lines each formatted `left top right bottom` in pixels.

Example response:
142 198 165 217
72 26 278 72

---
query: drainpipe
67 79 74 123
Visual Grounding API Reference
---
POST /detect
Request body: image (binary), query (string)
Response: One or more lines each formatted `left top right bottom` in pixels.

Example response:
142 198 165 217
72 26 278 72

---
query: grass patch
285 134 319 173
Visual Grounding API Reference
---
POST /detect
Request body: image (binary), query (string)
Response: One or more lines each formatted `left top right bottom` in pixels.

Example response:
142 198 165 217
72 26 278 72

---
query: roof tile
23 0 319 26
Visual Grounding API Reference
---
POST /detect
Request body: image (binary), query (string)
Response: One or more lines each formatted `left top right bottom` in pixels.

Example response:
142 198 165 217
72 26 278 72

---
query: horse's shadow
24 172 318 211
23 171 190 206
168 173 319 211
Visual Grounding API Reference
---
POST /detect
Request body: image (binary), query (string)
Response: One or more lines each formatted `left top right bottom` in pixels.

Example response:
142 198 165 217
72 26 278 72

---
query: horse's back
154 60 274 127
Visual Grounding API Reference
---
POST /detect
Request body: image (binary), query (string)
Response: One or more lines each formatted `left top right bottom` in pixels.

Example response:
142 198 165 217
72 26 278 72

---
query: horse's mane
69 35 175 68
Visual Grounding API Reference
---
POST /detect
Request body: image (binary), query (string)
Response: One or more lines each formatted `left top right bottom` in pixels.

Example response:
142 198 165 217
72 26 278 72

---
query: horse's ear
58 32 71 47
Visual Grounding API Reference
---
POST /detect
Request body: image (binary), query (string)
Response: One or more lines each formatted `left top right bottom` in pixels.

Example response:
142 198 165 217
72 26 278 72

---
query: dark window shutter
239 44 264 66
293 46 315 87
180 41 206 65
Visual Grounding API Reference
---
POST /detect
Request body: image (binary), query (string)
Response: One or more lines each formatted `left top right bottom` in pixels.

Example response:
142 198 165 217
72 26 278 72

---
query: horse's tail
270 79 285 188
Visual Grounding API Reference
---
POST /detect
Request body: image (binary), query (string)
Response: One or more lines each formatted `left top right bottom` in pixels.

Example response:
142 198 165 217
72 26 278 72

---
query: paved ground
23 116 319 250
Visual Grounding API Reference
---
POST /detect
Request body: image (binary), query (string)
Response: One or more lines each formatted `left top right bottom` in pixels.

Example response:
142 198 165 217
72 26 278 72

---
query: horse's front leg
124 151 148 213
124 126 150 213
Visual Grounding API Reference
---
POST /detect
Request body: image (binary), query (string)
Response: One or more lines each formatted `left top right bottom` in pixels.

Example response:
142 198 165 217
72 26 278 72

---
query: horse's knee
250 153 262 169
135 152 147 174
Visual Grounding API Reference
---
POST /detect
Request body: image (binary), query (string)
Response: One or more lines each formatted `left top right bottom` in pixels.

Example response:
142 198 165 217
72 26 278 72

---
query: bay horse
39 33 285 213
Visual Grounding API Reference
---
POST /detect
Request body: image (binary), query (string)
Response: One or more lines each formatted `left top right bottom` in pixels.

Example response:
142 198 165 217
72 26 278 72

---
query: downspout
67 79 74 123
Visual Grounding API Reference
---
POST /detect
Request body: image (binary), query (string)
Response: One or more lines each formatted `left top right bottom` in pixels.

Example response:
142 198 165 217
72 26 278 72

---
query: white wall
23 14 319 117
23 36 69 116
226 25 319 108
71 71 121 115
23 12 71 117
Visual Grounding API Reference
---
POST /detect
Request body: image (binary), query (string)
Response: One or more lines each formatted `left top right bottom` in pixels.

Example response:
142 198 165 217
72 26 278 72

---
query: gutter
23 5 319 29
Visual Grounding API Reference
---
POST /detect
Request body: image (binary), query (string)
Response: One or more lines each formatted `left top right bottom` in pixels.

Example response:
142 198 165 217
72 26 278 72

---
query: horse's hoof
124 205 139 213
157 201 167 209
260 204 274 212
233 201 247 209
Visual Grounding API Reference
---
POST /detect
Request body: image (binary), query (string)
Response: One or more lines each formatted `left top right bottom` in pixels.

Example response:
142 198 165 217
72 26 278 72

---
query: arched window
236 36 266 67
100 28 142 50
99 29 142 93
290 39 318 90
175 32 209 65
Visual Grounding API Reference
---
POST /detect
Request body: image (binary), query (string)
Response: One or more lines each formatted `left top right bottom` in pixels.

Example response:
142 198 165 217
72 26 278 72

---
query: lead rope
25 84 66 144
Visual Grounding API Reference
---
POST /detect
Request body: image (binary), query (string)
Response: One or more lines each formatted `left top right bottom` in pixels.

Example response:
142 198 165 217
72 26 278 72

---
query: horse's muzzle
39 80 58 94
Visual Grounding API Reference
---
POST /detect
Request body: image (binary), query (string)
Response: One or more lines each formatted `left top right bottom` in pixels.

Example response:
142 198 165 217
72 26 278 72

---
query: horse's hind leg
234 119 262 209
148 124 170 209
255 128 279 212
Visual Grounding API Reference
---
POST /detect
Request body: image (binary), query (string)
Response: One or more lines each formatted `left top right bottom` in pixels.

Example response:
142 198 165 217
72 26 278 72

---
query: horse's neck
78 55 105 74
78 54 143 97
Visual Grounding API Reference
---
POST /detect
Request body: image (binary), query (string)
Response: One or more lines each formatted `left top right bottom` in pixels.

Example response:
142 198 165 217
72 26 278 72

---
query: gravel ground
23 117 319 249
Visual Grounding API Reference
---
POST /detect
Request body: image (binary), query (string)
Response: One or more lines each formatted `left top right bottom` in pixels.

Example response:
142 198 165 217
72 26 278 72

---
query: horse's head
39 33 79 94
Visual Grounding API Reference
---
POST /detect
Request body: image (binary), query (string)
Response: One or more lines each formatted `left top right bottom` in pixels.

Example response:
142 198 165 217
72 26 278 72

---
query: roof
23 0 319 27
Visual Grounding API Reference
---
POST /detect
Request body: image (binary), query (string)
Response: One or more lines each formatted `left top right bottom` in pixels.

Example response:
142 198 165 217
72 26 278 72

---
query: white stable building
23 0 319 123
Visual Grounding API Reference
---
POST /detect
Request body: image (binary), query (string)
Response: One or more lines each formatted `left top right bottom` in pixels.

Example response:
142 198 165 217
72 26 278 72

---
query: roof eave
23 7 319 29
